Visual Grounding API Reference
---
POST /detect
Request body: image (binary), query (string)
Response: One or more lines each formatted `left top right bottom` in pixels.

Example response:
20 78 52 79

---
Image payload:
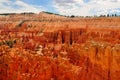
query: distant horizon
0 11 119 17
0 0 120 16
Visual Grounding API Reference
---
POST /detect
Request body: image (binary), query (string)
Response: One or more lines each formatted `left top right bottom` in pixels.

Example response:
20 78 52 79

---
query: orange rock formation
0 12 120 80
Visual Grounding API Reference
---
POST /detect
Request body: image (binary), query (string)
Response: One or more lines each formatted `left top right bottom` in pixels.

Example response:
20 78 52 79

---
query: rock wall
0 13 120 80
78 42 120 80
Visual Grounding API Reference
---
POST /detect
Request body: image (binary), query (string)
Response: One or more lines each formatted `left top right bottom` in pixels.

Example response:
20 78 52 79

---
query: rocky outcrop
0 12 120 80
43 27 120 45
79 41 120 80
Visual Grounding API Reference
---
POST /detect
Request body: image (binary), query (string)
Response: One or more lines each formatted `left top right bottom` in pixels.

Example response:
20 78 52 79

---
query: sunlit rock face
0 12 120 80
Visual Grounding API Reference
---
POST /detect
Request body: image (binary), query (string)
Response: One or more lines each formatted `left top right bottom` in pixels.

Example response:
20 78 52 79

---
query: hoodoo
0 12 120 80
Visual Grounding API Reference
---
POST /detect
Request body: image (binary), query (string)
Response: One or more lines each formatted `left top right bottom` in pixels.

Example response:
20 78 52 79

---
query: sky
0 0 120 16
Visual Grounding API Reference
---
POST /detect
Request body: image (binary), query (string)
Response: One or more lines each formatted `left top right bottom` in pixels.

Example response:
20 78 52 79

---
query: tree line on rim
0 11 119 18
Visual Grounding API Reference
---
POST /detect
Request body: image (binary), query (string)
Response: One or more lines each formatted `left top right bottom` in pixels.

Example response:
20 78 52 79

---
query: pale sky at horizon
0 0 120 16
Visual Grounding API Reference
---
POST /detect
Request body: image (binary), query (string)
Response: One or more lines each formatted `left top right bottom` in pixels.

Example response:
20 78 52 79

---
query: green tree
70 15 75 18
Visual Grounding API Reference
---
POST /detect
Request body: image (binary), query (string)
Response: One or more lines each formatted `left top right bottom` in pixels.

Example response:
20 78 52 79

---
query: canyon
0 12 120 80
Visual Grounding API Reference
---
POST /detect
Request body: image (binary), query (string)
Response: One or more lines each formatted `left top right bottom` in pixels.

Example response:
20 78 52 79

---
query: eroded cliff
0 12 120 80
